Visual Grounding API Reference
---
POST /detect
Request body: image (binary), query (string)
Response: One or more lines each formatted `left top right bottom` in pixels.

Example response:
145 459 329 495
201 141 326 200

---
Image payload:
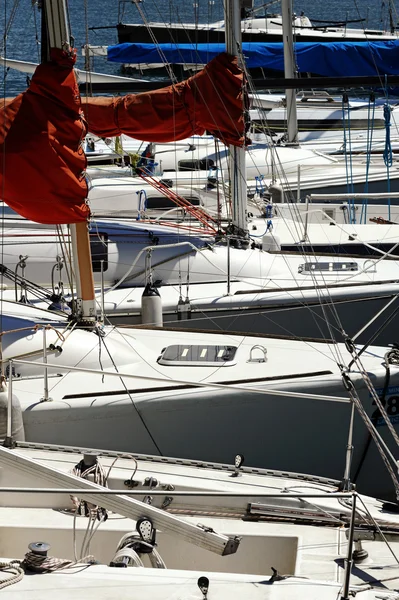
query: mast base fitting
353 548 369 563
2 436 15 449
68 316 98 329
337 480 356 492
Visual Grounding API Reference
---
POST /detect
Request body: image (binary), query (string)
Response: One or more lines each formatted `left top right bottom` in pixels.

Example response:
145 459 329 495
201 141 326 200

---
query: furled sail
0 51 245 225
81 53 247 147
0 48 89 224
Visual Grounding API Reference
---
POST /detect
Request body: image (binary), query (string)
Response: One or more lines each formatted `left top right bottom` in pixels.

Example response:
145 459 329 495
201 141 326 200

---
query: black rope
347 297 399 370
352 361 391 484
0 263 52 302
99 334 163 455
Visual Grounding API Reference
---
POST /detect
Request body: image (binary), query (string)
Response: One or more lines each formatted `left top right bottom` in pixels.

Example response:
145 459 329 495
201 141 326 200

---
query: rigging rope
70 458 108 520
352 355 393 483
339 342 399 499
383 103 393 168
349 345 399 449
0 560 23 589
360 93 375 224
383 101 393 221
22 551 96 573
344 374 399 499
23 552 73 573
69 456 110 561
342 94 355 223
114 531 167 569
1 0 22 53
138 169 219 234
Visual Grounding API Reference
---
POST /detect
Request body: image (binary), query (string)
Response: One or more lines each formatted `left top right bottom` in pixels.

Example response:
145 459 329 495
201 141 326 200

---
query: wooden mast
42 0 97 325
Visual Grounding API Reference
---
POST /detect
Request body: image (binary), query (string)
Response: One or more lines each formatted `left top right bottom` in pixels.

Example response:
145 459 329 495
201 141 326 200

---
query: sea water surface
1 0 399 95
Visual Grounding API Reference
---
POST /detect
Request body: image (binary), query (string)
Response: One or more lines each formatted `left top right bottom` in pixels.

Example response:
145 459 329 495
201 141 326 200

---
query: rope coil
22 552 72 573
22 551 96 573
113 532 166 569
0 560 24 589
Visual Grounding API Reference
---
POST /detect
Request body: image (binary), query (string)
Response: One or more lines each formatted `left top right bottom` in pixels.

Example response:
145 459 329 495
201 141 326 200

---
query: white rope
114 532 167 569
0 560 24 589
111 547 144 568
148 546 167 569
70 458 108 560
70 458 108 518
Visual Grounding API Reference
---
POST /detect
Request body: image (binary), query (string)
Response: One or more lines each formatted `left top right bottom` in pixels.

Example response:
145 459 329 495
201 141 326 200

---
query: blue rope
361 93 375 224
255 175 265 195
251 220 273 239
342 94 355 223
250 225 271 238
265 203 273 219
384 103 393 169
383 101 393 220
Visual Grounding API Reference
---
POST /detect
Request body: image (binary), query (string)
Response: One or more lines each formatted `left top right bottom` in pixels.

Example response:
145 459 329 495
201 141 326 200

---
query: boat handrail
6 357 351 404
307 192 399 201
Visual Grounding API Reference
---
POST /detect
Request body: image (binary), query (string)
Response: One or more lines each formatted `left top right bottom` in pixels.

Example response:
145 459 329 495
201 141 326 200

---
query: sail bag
81 53 247 147
0 49 89 224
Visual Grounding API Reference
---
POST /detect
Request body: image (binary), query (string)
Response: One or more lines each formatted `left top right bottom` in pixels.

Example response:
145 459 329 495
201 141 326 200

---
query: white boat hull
3 317 396 499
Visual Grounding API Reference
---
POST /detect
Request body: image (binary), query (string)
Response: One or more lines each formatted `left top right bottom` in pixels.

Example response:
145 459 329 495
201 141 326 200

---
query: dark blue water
1 0 398 95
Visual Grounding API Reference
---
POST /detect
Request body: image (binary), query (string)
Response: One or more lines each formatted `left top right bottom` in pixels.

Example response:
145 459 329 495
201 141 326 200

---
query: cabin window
178 159 215 171
158 344 237 366
146 196 200 209
90 233 108 272
298 262 358 274
322 209 335 220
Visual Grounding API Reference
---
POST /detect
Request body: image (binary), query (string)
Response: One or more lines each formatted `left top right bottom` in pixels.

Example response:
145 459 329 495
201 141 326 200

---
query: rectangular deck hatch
298 261 358 274
158 344 237 366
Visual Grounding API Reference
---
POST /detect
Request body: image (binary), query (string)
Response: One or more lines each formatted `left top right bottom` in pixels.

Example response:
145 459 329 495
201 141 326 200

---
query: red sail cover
82 53 247 146
0 49 89 224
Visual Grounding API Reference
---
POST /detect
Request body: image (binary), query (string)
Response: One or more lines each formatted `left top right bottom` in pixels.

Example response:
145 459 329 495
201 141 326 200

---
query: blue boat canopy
107 40 399 77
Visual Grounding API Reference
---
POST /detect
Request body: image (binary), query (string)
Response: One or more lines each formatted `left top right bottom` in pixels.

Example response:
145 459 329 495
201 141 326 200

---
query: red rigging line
135 219 217 236
138 169 220 234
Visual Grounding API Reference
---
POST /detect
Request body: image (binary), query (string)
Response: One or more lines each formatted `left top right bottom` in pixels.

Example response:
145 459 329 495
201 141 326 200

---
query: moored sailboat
1 0 399 507
2 439 399 597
